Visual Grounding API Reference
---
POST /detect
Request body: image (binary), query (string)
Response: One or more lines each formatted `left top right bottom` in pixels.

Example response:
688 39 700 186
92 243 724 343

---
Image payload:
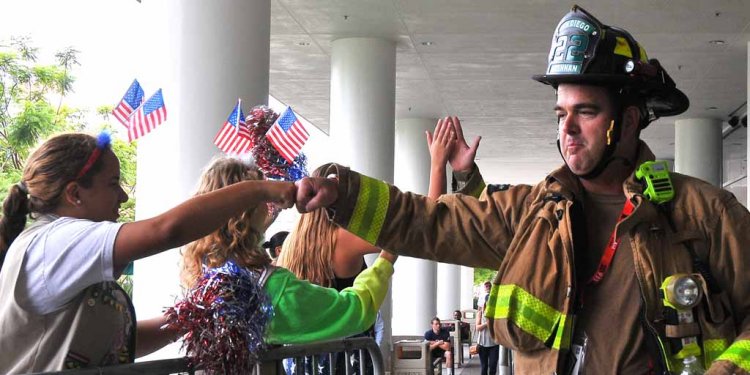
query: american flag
266 106 309 163
214 99 252 154
112 79 144 128
127 89 167 141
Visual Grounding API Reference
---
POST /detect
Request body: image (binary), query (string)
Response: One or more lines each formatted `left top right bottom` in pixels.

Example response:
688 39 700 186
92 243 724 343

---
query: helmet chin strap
557 118 628 180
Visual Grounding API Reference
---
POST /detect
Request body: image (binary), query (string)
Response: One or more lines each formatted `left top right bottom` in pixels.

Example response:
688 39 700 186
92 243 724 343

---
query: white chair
392 335 443 375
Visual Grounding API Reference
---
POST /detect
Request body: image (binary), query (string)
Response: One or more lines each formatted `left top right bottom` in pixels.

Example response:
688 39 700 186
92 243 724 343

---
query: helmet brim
533 73 630 87
532 73 690 118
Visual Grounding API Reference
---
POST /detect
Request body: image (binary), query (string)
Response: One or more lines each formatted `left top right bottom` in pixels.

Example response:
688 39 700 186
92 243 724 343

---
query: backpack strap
257 264 277 288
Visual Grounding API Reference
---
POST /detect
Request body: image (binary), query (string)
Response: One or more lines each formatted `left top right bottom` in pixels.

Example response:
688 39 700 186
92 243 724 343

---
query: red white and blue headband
75 132 112 179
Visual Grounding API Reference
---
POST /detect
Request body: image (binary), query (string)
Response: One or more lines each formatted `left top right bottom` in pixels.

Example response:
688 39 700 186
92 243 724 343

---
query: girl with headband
0 132 299 373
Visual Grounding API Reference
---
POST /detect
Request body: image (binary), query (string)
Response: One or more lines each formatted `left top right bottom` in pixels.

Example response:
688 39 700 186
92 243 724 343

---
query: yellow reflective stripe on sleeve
703 339 728 369
347 174 390 244
485 284 570 349
716 340 750 372
614 37 632 58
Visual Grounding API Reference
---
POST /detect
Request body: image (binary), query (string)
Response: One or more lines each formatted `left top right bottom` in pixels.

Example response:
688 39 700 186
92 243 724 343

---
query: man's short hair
431 317 441 324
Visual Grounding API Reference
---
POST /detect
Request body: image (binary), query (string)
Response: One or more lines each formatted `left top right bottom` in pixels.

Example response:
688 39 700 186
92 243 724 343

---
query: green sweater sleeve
264 257 394 345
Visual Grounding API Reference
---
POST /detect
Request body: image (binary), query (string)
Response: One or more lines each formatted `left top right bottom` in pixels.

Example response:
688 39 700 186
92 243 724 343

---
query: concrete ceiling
268 0 750 184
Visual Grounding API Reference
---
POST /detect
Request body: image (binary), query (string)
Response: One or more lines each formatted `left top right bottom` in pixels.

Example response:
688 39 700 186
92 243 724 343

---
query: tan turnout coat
324 142 750 374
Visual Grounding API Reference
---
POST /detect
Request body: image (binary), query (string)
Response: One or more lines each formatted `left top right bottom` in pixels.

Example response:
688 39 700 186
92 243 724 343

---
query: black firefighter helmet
532 5 689 124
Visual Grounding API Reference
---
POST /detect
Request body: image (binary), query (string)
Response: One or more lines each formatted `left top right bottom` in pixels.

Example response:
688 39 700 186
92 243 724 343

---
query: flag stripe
112 79 144 129
128 89 167 141
268 127 296 161
265 106 308 163
213 100 251 154
271 126 300 155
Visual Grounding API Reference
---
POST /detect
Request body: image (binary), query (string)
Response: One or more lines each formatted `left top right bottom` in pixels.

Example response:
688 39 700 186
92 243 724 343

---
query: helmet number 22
552 35 589 63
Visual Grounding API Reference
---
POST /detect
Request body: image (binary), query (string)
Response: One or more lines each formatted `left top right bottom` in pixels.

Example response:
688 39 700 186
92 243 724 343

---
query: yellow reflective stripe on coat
715 339 750 372
703 339 728 369
348 174 390 244
553 313 573 350
485 284 571 350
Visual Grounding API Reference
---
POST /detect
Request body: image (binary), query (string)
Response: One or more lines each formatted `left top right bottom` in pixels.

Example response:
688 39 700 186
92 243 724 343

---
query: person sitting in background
452 310 471 342
425 317 453 373
262 230 288 264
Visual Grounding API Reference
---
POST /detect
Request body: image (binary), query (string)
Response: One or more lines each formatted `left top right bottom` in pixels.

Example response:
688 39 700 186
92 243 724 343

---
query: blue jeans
478 345 499 375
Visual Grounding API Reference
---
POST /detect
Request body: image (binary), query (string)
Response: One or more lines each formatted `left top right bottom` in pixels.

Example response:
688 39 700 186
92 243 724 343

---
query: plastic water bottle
679 356 705 375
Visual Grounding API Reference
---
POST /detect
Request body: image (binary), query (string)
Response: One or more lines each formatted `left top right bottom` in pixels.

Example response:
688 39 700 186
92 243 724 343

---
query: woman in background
262 230 288 264
180 157 396 345
279 166 384 375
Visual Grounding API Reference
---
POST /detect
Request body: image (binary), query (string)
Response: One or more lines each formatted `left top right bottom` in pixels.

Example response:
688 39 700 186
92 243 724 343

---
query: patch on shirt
487 184 511 194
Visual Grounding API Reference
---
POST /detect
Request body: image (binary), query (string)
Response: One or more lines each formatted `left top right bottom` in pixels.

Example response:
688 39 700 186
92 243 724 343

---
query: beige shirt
0 216 135 374
576 192 650 375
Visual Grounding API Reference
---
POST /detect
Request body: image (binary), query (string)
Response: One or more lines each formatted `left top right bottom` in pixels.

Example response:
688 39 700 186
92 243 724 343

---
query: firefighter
295 5 750 375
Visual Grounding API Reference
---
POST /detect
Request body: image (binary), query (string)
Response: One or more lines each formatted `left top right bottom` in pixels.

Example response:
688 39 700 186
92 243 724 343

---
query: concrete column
675 118 723 186
392 118 438 337
133 0 271 360
460 266 475 310
329 37 396 367
330 38 396 178
437 263 461 318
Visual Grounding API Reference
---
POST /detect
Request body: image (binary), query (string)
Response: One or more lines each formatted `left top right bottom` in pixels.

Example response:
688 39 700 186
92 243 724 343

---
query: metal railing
29 337 383 375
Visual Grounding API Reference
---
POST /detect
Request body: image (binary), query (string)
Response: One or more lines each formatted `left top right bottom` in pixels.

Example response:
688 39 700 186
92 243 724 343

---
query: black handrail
28 337 383 375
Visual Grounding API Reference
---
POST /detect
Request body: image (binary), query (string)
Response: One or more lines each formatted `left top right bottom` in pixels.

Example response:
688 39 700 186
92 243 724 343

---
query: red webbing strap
588 199 635 285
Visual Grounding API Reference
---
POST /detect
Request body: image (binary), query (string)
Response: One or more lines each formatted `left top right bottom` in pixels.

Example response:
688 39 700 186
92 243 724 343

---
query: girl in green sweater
173 157 397 373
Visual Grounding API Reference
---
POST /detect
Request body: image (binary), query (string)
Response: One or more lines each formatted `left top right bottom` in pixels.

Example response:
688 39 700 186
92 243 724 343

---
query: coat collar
543 141 662 224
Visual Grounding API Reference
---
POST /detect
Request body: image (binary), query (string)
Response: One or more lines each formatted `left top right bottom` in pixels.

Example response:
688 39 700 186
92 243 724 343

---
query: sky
1 0 144 121
1 0 324 242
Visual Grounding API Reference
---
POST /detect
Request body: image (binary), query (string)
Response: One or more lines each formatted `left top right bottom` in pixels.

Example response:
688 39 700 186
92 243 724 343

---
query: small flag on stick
214 99 252 154
265 106 309 163
127 89 167 141
112 79 144 128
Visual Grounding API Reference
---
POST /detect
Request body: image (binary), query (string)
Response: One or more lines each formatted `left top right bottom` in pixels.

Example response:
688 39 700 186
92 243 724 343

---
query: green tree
0 37 83 202
474 267 496 285
0 39 138 222
96 105 138 223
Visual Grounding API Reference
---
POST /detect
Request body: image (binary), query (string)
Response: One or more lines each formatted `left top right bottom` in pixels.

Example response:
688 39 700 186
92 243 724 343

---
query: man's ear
63 181 82 206
622 105 641 138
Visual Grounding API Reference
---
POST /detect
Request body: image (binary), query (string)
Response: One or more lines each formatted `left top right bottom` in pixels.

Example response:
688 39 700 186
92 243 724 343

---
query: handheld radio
635 160 674 204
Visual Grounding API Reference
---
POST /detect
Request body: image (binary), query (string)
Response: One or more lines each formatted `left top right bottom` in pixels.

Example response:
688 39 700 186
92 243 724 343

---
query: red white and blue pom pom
165 261 273 374
245 105 308 182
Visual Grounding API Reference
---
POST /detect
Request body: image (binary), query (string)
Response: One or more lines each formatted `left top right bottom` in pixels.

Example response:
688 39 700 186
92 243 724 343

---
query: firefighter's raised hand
447 116 481 173
294 177 339 213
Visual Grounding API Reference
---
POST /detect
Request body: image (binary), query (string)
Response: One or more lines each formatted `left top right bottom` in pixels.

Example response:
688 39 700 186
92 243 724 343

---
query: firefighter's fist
295 177 338 213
